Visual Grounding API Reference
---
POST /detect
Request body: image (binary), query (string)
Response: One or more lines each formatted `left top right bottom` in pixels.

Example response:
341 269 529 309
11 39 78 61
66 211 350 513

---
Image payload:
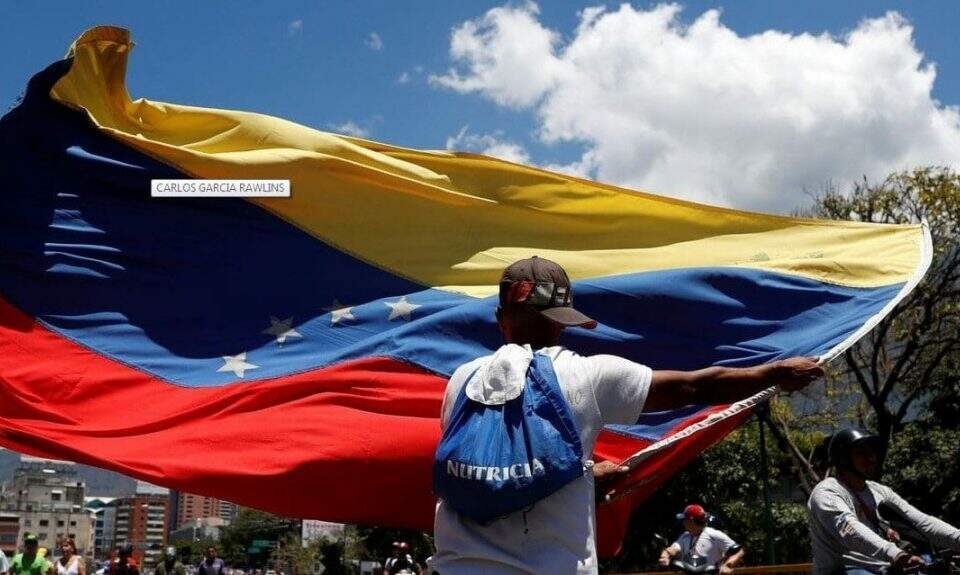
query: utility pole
757 402 776 565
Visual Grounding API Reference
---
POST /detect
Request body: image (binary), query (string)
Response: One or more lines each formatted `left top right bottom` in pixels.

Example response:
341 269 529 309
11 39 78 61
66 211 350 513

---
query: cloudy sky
3 1 959 212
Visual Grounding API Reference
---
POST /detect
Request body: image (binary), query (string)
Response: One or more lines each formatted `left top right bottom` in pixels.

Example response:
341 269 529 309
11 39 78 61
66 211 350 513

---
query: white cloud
431 3 960 211
328 121 369 138
288 20 302 37
430 2 562 109
397 71 411 84
446 125 531 164
365 32 384 51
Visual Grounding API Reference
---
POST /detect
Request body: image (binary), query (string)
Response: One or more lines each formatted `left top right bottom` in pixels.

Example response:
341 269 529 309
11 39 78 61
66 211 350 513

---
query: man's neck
506 339 559 350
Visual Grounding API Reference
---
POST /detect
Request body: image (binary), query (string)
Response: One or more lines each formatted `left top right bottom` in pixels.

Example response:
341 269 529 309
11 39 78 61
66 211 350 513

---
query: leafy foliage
883 420 960 525
600 423 812 573
217 509 299 567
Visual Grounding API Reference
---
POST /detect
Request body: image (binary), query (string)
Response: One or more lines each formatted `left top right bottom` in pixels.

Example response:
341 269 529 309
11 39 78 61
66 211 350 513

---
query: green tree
218 509 299 568
179 537 221 567
271 534 327 575
882 390 960 525
600 421 817 573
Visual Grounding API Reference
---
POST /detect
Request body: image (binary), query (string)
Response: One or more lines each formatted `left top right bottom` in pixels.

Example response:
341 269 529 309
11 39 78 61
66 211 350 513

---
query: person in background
154 548 185 575
384 542 421 575
107 545 138 575
54 539 84 575
197 547 224 575
1 547 10 575
659 505 744 574
8 534 53 575
808 429 960 575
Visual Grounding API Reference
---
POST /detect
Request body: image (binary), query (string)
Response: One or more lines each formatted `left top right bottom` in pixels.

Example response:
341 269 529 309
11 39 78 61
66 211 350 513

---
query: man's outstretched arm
643 357 823 412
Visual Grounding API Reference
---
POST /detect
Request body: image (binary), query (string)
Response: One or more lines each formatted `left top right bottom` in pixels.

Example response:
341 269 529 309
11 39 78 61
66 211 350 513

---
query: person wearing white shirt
660 505 743 573
429 256 823 575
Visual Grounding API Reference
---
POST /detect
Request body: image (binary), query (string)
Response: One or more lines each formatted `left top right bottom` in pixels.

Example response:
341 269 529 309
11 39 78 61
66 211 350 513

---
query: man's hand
658 555 671 567
765 357 823 392
719 565 735 575
593 460 630 502
892 553 925 572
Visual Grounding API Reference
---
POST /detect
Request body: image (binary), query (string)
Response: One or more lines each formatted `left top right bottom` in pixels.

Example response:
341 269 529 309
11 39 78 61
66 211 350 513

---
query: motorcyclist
384 542 421 575
807 429 960 575
659 505 744 574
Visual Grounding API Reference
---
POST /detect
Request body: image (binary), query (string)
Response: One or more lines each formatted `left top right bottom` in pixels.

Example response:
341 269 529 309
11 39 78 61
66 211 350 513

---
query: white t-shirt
668 527 737 567
429 345 653 575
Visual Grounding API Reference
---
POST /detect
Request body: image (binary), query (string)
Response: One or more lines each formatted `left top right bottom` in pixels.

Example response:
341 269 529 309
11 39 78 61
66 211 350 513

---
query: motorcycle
654 534 720 575
878 501 960 575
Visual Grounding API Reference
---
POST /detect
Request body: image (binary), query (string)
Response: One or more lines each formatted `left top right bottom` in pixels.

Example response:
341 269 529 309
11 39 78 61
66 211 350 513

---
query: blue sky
2 1 959 211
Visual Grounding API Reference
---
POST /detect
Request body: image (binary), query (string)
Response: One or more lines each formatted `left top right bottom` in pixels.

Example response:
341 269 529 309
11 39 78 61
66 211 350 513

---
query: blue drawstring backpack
433 352 584 523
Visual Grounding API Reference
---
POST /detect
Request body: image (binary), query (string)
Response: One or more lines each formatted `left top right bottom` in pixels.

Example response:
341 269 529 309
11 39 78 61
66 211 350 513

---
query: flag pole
757 402 776 565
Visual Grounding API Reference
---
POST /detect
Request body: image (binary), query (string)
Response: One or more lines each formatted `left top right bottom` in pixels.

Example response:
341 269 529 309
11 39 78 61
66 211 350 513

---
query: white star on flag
385 296 421 321
262 316 302 345
323 299 355 325
218 353 258 378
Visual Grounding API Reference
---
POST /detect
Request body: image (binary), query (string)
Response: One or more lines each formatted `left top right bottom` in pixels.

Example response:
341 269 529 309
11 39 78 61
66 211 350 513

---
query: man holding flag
429 256 822 575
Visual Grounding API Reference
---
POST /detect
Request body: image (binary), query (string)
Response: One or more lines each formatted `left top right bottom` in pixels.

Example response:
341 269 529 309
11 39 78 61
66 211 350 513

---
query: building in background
113 482 169 569
166 491 180 539
218 500 239 523
301 520 345 546
0 513 19 556
84 497 117 560
175 493 238 529
0 457 95 557
168 516 228 544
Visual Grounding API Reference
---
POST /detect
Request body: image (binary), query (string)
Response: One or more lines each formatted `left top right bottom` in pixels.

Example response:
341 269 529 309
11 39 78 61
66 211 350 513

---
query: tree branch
763 410 819 496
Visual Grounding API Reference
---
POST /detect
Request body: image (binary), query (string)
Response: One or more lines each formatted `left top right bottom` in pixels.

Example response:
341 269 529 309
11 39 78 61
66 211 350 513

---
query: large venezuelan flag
0 27 930 555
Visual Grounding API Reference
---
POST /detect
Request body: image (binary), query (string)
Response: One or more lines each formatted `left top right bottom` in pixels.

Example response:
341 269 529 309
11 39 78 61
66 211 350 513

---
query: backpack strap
445 364 482 422
529 353 583 459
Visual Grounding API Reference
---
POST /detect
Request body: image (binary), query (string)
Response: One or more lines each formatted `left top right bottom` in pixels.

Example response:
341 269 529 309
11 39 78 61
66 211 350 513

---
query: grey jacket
808 477 960 575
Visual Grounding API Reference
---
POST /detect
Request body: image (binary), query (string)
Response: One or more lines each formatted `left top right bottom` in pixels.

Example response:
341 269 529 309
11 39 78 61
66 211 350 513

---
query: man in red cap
429 256 821 575
660 505 744 573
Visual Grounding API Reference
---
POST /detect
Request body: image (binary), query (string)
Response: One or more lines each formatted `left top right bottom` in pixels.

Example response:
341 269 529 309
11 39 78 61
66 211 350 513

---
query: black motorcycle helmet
828 429 882 474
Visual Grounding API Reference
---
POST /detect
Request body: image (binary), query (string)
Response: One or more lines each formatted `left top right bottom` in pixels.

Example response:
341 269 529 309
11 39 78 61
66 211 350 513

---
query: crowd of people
0 542 244 575
1 535 88 575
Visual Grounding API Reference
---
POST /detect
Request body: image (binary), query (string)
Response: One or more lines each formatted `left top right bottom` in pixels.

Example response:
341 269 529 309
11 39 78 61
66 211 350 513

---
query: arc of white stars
384 296 421 321
218 352 259 378
262 316 302 345
323 299 356 325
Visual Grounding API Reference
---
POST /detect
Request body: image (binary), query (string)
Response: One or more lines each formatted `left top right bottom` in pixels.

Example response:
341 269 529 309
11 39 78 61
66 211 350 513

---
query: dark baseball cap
499 256 597 329
24 533 39 544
